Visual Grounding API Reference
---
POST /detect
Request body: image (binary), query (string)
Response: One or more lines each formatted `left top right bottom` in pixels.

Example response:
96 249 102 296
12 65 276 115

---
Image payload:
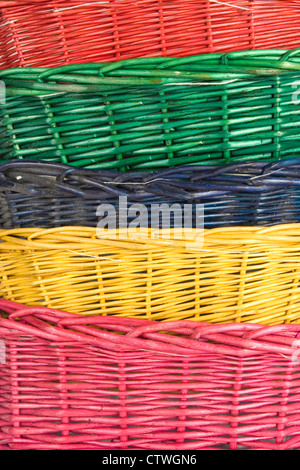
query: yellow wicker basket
1 225 300 324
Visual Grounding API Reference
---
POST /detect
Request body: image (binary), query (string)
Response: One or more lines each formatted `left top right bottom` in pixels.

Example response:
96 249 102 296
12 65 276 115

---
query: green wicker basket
1 49 300 171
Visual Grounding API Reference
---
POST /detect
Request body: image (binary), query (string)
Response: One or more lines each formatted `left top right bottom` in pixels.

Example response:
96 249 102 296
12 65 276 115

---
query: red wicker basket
1 0 300 69
2 298 300 450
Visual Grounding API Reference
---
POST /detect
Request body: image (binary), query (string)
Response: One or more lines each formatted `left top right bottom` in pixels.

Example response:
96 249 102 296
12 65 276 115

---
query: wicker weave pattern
1 299 300 450
2 160 300 228
1 1 300 69
1 225 300 323
1 50 300 169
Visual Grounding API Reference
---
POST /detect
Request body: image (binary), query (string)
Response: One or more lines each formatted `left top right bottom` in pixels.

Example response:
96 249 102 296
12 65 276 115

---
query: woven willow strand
1 49 300 170
1 225 300 324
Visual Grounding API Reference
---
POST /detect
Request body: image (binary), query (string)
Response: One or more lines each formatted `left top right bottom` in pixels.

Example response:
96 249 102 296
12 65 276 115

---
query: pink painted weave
1 299 300 450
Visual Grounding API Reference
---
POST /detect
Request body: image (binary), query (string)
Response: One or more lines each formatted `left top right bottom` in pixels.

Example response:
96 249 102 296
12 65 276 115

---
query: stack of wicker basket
1 0 300 450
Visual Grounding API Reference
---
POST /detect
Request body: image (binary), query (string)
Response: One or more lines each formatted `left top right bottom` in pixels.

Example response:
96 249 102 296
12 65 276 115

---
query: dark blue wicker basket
1 159 300 229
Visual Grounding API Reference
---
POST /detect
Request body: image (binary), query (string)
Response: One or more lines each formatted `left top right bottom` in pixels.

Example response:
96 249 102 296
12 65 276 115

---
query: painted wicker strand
1 1 300 69
2 50 300 170
3 159 300 228
2 299 300 450
1 225 300 324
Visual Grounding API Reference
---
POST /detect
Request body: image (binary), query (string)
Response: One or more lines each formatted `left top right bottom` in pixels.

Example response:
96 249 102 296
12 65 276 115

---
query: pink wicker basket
1 299 300 450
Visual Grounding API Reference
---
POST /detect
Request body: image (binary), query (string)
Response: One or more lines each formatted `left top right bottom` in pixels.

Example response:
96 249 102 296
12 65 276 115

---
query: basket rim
2 49 300 92
1 224 300 249
2 159 300 197
1 299 300 358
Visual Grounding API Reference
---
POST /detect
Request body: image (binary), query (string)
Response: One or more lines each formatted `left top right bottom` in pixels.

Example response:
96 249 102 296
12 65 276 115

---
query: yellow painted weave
1 225 300 324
